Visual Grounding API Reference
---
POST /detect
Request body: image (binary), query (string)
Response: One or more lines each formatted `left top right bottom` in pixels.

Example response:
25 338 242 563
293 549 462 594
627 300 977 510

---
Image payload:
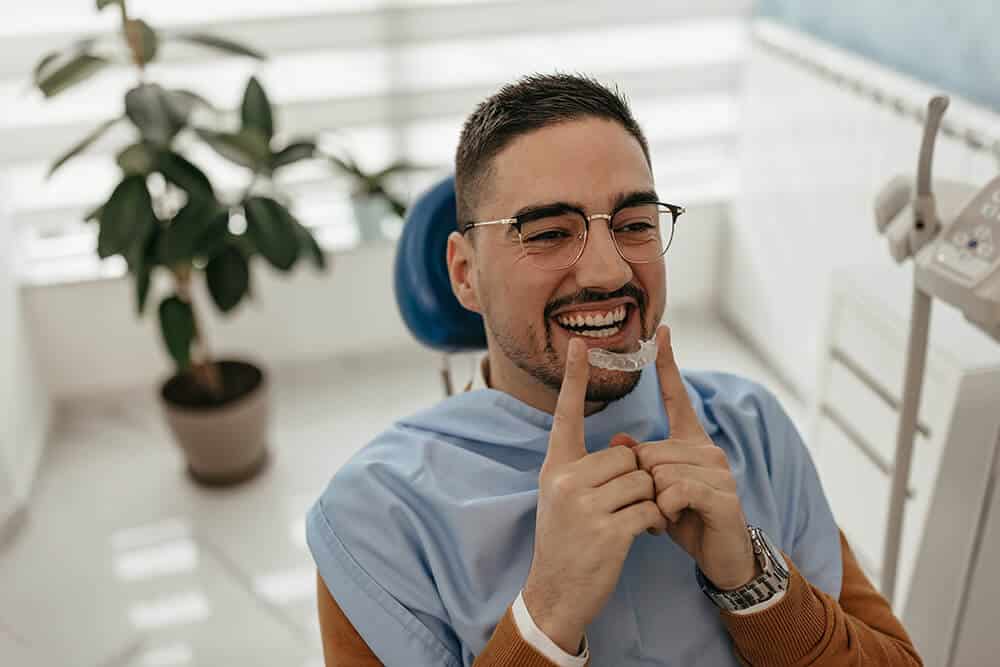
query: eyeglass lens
517 203 676 270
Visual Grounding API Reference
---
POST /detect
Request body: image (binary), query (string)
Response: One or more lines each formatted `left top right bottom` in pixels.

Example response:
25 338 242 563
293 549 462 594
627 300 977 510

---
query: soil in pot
160 360 270 487
162 361 262 409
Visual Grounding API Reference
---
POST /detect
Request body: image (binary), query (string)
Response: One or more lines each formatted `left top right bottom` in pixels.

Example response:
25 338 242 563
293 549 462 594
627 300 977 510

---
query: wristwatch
695 525 790 612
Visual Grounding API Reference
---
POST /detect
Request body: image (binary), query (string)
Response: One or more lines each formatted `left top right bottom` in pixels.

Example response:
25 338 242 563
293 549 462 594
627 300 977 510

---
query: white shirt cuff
728 586 788 615
511 590 589 666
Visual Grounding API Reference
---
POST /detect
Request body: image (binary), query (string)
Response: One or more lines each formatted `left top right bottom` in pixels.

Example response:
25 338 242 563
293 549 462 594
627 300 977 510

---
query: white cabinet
811 263 1000 616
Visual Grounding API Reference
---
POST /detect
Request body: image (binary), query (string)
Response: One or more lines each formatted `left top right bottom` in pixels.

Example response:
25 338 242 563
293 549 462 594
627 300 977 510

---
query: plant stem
118 0 147 79
174 266 224 399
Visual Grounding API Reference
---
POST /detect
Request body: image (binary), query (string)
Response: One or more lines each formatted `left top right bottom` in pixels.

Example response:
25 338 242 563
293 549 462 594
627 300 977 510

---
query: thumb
545 338 590 468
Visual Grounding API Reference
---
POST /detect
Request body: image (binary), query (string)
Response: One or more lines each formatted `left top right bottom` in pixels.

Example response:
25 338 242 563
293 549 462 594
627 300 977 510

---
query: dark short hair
454 73 652 230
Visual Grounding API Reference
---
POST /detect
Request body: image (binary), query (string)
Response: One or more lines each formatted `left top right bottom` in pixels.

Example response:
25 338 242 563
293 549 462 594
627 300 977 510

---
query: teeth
556 305 629 329
578 325 621 338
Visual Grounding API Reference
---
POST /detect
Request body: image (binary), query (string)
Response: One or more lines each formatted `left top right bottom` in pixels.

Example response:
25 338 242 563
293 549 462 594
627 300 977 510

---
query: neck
484 347 607 416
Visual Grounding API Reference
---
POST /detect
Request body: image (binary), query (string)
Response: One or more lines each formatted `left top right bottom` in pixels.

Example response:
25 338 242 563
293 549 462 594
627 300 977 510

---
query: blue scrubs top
306 365 842 666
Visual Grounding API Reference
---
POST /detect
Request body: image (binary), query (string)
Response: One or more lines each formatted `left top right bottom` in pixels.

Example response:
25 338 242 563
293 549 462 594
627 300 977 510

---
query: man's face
451 117 667 406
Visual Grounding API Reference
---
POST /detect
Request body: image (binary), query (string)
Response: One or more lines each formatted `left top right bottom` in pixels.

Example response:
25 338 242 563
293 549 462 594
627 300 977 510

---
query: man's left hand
611 325 757 591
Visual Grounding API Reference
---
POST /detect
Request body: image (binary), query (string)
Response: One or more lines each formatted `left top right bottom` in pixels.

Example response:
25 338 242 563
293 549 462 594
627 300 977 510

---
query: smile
554 305 629 339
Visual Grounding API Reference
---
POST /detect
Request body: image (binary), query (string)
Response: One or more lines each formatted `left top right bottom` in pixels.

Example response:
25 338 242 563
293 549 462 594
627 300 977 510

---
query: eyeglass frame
459 199 686 270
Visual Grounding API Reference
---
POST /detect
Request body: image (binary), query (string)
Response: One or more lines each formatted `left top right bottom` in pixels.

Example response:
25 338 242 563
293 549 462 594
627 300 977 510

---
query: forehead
484 117 653 213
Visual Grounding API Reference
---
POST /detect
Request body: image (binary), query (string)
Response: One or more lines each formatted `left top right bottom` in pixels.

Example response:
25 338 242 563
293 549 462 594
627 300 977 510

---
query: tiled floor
0 309 801 667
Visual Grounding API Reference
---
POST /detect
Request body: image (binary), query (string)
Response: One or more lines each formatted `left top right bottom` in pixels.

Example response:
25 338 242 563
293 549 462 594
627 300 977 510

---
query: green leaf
116 142 157 175
328 153 365 178
135 225 161 315
33 51 62 85
48 117 121 178
169 32 266 60
126 84 187 147
243 196 300 271
296 223 326 271
158 295 195 369
159 195 220 266
163 88 215 119
37 53 109 98
206 244 249 312
196 128 271 171
125 19 158 65
33 38 99 85
271 140 316 170
372 160 426 180
136 266 152 315
97 175 158 267
97 0 122 9
197 209 233 259
241 76 273 141
157 151 214 200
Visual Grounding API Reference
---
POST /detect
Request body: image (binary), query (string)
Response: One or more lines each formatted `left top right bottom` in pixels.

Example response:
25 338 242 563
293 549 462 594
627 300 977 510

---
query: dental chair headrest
393 176 488 352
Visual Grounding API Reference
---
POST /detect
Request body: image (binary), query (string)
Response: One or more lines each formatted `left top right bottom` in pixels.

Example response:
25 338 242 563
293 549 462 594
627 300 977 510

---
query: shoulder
311 424 438 532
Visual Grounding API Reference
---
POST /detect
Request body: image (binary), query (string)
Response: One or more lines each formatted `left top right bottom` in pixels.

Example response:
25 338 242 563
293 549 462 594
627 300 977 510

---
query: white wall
722 21 1000 400
0 189 51 539
21 201 727 400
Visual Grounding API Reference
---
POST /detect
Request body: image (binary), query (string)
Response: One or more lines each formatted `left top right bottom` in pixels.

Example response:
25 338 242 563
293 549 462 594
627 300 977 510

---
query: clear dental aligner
587 337 657 372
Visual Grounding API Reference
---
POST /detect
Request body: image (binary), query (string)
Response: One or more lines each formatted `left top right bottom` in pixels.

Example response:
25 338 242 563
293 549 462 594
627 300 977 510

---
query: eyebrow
512 189 660 219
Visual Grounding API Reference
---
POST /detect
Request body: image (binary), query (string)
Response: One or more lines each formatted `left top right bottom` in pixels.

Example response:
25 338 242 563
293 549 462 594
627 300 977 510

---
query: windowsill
17 234 399 290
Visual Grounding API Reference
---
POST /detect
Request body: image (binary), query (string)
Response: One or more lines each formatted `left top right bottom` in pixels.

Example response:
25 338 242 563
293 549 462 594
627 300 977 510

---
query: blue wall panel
755 1 1000 112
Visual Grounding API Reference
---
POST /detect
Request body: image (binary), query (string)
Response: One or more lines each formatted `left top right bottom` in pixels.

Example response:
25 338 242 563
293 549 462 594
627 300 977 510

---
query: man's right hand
522 338 667 655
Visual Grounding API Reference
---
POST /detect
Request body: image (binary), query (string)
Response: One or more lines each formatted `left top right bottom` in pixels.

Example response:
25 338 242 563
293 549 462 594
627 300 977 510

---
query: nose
572 217 632 291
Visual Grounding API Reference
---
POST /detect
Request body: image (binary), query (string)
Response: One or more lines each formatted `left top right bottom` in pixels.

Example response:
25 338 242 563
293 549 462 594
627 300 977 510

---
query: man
306 73 923 666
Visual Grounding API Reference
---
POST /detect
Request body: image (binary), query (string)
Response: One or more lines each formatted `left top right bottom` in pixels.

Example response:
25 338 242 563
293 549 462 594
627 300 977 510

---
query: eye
524 229 572 242
615 219 655 233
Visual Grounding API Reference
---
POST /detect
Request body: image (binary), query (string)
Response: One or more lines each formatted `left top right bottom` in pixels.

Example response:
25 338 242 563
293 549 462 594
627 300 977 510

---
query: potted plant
33 0 328 485
328 153 426 242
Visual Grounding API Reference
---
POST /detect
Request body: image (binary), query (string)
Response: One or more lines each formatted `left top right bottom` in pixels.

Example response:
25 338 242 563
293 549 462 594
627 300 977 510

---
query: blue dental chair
393 176 487 394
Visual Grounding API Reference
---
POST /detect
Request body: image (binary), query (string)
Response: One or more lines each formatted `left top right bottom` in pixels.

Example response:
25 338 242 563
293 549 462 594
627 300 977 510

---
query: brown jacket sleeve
316 530 917 666
721 530 923 666
316 570 585 667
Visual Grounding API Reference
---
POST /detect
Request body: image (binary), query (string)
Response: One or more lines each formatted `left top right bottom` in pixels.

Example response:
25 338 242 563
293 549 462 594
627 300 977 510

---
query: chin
584 367 643 403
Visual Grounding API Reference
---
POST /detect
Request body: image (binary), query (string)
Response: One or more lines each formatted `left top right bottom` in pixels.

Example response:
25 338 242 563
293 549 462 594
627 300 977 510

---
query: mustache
543 284 647 320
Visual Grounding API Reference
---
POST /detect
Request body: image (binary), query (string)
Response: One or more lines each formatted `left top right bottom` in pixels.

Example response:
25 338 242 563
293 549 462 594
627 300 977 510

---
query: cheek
510 274 556 322
635 262 666 316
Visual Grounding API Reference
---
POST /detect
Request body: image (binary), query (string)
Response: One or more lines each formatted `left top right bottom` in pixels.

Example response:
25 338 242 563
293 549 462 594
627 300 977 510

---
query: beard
485 284 653 404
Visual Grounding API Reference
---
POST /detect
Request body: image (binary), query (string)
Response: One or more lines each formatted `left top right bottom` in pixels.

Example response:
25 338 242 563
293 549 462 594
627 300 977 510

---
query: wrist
715 557 762 592
697 526 790 613
521 584 585 655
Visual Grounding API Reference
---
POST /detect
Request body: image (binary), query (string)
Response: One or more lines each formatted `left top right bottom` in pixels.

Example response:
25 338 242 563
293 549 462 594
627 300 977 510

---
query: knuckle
596 517 619 542
574 491 597 515
708 446 728 467
639 502 662 534
633 470 655 497
549 471 575 495
615 445 637 470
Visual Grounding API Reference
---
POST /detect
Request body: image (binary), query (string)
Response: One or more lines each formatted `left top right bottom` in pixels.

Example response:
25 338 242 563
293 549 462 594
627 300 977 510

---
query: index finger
546 338 590 467
655 325 702 439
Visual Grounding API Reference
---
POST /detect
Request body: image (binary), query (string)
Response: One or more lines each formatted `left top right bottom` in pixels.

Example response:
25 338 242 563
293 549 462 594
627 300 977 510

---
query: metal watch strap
695 525 790 612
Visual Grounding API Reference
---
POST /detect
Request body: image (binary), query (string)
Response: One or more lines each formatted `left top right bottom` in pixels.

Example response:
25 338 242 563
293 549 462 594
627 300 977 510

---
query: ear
447 231 482 313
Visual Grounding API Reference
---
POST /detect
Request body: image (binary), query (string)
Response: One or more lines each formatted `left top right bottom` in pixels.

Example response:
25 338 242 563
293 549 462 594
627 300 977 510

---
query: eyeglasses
461 201 685 271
